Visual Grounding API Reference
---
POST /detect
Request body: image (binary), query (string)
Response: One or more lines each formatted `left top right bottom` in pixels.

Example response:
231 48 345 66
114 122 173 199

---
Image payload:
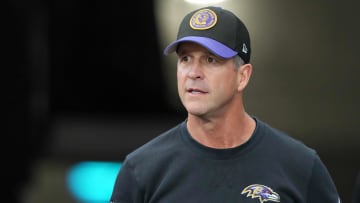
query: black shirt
110 117 340 203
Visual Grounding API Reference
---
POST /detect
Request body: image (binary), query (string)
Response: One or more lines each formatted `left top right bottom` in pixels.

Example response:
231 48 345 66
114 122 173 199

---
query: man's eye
180 56 189 62
207 57 215 63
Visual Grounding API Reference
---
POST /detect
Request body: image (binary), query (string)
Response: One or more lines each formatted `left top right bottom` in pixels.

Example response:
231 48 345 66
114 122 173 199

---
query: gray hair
233 55 245 70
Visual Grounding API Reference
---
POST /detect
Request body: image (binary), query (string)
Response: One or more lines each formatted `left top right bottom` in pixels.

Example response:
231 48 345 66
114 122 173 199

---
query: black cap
164 6 251 63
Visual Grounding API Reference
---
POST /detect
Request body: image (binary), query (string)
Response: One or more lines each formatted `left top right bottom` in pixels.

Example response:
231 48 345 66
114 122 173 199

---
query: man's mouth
187 88 207 94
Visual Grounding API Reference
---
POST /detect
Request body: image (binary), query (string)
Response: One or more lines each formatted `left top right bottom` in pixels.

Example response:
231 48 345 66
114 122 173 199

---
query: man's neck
186 112 256 149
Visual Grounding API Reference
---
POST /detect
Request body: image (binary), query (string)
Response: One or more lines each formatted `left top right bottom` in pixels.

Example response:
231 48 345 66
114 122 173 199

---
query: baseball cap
164 6 251 63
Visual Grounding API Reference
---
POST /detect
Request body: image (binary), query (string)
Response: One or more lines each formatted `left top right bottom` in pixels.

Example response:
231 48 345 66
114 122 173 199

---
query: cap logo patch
242 43 248 54
189 9 217 30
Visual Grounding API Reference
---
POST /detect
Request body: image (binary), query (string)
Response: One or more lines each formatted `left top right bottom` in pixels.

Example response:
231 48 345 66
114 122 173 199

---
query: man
110 6 340 203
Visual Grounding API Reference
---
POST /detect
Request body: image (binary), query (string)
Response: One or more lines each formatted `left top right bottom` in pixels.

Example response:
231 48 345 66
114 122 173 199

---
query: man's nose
187 61 203 79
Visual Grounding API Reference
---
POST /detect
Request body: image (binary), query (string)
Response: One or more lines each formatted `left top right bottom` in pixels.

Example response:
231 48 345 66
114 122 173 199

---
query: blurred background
5 0 360 202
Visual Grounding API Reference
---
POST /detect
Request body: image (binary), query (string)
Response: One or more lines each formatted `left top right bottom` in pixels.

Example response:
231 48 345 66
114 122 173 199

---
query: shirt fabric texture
110 117 340 203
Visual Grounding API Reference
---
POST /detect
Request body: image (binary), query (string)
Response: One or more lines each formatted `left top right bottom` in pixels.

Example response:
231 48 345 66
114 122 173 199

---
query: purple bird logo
241 184 280 203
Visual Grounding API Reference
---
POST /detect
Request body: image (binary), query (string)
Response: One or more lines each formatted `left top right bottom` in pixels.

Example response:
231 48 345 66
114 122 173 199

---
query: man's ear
237 63 252 91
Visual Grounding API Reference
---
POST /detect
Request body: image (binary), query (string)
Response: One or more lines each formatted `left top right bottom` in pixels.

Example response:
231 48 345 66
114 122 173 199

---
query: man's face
176 42 241 118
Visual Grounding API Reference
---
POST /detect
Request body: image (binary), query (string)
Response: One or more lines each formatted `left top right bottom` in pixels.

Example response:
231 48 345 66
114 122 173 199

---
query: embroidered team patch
241 184 280 203
189 8 217 30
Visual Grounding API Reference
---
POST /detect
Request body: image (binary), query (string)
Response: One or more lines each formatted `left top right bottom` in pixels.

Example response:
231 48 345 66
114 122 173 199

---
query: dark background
6 0 360 203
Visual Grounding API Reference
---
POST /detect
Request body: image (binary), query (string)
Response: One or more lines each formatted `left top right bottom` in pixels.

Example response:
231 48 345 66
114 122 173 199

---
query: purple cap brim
163 36 237 59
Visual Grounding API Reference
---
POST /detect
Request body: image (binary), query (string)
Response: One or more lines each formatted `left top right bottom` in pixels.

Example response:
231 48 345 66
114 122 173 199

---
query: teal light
66 161 122 203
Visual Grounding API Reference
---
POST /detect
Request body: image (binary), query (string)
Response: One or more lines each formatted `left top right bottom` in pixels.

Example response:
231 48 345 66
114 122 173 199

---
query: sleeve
306 155 341 203
109 159 143 203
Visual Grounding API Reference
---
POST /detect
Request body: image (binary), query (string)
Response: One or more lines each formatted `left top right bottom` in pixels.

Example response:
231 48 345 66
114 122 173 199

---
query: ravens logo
241 184 280 203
